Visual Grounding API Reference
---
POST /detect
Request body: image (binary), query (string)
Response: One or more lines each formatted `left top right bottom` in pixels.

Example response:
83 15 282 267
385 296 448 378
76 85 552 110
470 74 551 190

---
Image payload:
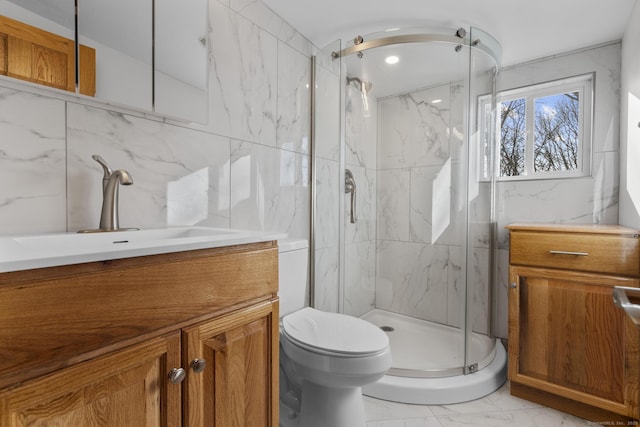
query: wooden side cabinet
507 223 640 422
0 241 279 427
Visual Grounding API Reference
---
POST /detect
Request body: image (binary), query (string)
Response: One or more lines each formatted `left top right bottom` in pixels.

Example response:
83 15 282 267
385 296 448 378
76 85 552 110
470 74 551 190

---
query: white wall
619 0 640 227
0 0 312 243
495 43 621 337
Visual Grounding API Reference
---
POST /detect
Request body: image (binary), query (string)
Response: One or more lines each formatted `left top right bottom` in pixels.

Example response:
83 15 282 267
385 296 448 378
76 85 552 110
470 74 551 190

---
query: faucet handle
91 154 113 179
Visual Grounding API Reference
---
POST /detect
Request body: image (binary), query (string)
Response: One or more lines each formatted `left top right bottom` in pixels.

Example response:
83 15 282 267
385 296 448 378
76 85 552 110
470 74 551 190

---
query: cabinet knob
168 367 186 384
509 282 517 289
191 358 207 374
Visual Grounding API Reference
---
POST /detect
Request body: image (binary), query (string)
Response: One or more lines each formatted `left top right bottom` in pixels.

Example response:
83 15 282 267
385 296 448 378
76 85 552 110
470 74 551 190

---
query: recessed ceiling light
385 55 399 65
431 99 443 104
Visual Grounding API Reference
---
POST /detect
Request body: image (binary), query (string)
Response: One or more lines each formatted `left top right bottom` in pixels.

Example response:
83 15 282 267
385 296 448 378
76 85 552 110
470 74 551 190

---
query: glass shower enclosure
311 26 505 403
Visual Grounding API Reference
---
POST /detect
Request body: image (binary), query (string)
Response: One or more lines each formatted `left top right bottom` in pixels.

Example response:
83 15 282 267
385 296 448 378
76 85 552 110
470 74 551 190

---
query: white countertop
0 227 287 273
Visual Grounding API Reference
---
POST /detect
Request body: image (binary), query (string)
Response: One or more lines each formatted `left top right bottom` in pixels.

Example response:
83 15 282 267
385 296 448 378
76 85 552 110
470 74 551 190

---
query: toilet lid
282 307 389 355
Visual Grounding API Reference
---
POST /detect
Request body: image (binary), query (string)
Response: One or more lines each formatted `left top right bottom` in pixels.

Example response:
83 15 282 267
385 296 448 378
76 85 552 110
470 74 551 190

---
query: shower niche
312 26 506 404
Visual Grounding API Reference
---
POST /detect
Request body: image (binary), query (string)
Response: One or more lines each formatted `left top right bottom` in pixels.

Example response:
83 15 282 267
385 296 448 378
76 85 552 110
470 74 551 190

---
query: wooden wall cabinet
0 241 279 427
0 15 96 96
507 223 640 422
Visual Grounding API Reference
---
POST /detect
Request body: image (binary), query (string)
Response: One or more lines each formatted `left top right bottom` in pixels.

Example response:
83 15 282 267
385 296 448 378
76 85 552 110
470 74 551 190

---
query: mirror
78 0 153 111
154 0 208 123
0 0 207 123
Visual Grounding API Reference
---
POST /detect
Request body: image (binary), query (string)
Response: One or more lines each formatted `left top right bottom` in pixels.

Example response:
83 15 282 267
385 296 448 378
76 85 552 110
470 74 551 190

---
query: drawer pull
549 250 589 256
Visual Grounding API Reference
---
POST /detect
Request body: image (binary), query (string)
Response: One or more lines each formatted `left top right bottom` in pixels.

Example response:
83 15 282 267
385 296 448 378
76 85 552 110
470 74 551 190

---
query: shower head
346 76 373 93
347 76 373 116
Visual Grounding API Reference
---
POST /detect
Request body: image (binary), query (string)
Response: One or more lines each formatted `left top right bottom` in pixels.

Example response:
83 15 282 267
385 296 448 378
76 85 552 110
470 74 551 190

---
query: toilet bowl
278 239 391 427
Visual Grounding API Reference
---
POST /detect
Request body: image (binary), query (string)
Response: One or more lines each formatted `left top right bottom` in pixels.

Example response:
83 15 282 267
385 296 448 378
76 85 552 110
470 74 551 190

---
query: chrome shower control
345 169 357 223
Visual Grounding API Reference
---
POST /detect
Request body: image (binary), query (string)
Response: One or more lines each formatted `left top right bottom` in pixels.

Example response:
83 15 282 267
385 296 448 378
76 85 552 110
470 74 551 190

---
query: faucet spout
79 154 138 233
99 169 133 231
91 154 114 193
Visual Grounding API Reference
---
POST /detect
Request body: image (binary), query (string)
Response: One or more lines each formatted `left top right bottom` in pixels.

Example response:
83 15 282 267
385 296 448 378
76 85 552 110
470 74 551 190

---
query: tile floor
364 381 597 426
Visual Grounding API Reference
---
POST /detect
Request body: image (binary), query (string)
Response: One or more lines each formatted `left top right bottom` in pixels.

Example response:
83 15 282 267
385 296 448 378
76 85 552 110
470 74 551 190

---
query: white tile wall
494 43 621 337
374 81 487 331
0 0 312 247
0 89 67 234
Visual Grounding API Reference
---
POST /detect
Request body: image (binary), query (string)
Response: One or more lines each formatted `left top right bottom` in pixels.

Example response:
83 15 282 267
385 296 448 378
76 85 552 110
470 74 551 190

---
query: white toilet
278 239 391 427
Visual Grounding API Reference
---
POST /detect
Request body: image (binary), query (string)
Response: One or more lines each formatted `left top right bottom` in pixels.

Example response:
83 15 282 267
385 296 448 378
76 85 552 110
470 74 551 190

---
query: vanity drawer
510 231 640 276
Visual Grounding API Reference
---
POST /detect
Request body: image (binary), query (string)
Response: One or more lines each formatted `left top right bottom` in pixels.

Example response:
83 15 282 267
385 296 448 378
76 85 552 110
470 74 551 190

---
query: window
481 74 593 180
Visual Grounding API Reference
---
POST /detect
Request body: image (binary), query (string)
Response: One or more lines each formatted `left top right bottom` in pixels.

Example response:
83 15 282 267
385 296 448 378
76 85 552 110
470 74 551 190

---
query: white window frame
480 73 593 181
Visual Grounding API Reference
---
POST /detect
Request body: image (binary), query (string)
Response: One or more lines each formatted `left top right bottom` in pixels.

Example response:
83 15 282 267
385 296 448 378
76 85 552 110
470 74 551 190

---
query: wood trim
509 266 640 288
79 44 96 96
512 374 630 416
511 382 637 423
270 299 280 427
0 33 7 75
506 223 640 236
0 240 277 287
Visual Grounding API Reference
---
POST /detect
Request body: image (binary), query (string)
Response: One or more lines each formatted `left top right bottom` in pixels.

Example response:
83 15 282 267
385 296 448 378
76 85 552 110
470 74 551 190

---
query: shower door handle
345 169 356 223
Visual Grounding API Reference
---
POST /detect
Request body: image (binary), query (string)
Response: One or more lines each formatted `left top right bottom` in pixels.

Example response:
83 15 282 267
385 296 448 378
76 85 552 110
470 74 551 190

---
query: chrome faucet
79 155 136 232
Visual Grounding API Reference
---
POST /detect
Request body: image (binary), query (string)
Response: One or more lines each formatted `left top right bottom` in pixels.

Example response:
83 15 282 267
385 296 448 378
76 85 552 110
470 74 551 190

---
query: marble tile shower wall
0 0 313 244
333 69 493 332
375 82 490 332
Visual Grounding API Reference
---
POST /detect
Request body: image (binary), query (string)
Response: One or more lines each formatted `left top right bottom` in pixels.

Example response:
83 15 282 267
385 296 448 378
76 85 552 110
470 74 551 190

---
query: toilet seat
282 307 389 356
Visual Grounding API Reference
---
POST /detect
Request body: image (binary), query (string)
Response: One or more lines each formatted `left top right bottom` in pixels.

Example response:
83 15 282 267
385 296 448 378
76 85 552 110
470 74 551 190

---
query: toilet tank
278 239 309 317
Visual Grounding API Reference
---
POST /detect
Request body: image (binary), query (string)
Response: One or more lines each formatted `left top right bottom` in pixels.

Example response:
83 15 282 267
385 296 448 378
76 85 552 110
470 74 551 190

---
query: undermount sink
0 227 286 273
14 227 239 250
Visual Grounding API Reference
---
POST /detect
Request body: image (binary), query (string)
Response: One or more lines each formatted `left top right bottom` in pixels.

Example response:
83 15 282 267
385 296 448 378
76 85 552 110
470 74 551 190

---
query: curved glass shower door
312 26 502 381
462 26 501 375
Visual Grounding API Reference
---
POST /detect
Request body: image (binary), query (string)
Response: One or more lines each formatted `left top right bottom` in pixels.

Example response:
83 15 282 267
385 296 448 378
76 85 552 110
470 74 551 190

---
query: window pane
499 98 526 176
534 92 579 172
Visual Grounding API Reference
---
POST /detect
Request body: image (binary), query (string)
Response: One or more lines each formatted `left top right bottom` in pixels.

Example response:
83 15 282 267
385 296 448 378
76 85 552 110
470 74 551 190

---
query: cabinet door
182 300 279 427
0 15 75 92
0 333 182 427
509 266 640 418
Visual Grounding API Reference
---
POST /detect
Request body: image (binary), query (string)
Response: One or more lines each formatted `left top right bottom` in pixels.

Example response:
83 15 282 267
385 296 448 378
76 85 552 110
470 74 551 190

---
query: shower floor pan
362 309 507 404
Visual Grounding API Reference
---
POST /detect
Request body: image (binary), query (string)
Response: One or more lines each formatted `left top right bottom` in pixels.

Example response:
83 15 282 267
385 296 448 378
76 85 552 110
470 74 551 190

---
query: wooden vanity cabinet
507 224 640 422
0 241 279 427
